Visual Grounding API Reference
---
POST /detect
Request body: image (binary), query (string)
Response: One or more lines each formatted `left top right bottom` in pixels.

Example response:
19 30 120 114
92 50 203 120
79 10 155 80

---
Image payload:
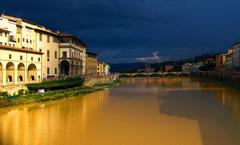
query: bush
0 92 9 98
27 77 85 92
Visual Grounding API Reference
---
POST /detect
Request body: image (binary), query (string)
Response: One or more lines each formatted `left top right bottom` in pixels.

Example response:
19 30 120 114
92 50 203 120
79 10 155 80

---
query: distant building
97 61 105 75
104 64 110 75
59 33 87 77
164 65 174 72
192 61 203 72
182 63 192 72
232 42 240 71
224 48 233 71
86 52 98 75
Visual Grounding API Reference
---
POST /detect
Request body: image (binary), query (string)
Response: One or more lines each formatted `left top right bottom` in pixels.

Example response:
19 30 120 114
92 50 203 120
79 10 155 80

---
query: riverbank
0 79 123 108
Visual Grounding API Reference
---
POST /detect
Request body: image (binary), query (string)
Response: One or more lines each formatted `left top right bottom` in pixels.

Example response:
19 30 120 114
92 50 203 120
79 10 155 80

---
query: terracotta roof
0 45 43 55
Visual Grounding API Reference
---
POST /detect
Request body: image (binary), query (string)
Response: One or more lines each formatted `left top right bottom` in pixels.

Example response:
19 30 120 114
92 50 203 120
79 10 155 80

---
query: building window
53 37 58 43
47 35 50 43
47 50 50 57
4 33 7 37
55 68 57 74
47 58 49 62
47 67 50 75
38 57 41 62
39 33 42 41
55 51 57 59
62 51 67 58
23 38 25 42
31 57 33 61
39 49 42 52
18 38 20 42
20 56 23 60
9 54 12 59
0 42 2 45
30 40 32 43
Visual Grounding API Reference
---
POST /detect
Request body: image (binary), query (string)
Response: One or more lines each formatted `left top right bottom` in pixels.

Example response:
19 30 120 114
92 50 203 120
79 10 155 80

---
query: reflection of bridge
119 72 190 78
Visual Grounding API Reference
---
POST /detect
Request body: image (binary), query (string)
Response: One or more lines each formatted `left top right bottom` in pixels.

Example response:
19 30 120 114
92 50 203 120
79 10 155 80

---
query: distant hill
109 62 146 72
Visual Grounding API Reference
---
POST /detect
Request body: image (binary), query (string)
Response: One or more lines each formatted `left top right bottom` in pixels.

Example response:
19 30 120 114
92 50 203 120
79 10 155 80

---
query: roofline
59 33 88 47
0 45 44 55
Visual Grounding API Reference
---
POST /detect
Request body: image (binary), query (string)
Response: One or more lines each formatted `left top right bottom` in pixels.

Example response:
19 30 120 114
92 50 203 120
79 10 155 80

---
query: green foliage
18 89 26 96
27 77 85 92
0 92 8 98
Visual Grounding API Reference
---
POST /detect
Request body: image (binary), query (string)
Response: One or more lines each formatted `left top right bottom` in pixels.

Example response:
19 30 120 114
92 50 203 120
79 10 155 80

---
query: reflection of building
0 90 109 145
215 54 225 72
86 52 98 75
59 34 87 77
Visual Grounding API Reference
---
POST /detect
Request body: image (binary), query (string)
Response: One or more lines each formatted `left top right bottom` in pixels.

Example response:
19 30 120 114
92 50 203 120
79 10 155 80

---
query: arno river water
1 78 240 145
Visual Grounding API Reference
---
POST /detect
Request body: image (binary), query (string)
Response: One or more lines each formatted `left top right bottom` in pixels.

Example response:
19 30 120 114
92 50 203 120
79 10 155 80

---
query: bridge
118 72 190 78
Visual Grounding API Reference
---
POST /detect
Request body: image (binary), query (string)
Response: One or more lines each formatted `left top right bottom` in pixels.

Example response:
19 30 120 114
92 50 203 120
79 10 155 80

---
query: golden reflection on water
0 78 240 145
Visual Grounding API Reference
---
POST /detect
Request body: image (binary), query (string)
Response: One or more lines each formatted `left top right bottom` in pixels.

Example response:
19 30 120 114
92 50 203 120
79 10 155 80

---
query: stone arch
60 60 70 76
17 63 25 82
28 64 37 82
6 62 15 83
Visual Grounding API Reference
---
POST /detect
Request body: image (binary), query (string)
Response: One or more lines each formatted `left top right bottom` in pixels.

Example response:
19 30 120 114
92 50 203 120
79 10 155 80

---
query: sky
1 0 240 63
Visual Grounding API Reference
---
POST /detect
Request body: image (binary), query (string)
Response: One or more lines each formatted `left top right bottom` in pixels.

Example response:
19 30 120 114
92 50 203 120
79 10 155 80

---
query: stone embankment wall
84 75 118 86
0 75 119 96
0 85 27 96
191 71 240 81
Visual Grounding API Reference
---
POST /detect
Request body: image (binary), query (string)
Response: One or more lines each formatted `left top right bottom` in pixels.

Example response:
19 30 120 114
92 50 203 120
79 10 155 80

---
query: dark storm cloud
2 0 240 62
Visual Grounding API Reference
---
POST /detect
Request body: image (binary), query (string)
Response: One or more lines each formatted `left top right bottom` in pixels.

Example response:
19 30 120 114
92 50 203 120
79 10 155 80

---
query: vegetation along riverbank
0 77 123 108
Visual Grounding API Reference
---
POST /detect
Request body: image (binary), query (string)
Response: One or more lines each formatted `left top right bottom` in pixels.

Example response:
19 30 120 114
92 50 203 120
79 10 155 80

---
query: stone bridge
118 72 190 78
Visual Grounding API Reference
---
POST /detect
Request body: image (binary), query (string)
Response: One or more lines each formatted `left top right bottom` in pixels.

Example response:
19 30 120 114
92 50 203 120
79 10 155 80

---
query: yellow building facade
0 14 102 86
97 61 105 75
86 52 98 75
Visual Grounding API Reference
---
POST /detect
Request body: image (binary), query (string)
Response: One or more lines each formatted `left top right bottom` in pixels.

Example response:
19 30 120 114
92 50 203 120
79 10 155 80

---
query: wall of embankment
0 75 119 96
191 71 240 88
84 75 118 86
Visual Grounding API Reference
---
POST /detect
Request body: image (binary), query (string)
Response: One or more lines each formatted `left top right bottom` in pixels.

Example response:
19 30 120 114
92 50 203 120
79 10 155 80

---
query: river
0 78 240 145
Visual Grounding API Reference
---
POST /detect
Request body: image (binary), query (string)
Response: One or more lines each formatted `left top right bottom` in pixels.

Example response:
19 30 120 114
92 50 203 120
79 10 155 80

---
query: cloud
2 0 240 63
136 51 161 63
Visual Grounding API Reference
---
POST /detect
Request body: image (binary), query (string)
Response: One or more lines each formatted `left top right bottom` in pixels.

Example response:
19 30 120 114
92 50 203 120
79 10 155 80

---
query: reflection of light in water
0 90 109 145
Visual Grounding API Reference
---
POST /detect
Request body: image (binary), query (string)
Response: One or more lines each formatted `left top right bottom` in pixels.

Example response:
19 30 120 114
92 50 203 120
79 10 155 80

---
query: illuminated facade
0 14 92 86
86 52 98 75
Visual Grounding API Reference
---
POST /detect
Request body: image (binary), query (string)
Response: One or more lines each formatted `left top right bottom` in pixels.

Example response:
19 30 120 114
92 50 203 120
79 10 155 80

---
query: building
182 63 192 72
104 64 110 75
97 61 105 75
224 48 233 71
232 42 240 71
86 52 98 75
0 14 92 86
0 14 60 80
192 61 203 72
164 65 174 72
59 33 87 77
